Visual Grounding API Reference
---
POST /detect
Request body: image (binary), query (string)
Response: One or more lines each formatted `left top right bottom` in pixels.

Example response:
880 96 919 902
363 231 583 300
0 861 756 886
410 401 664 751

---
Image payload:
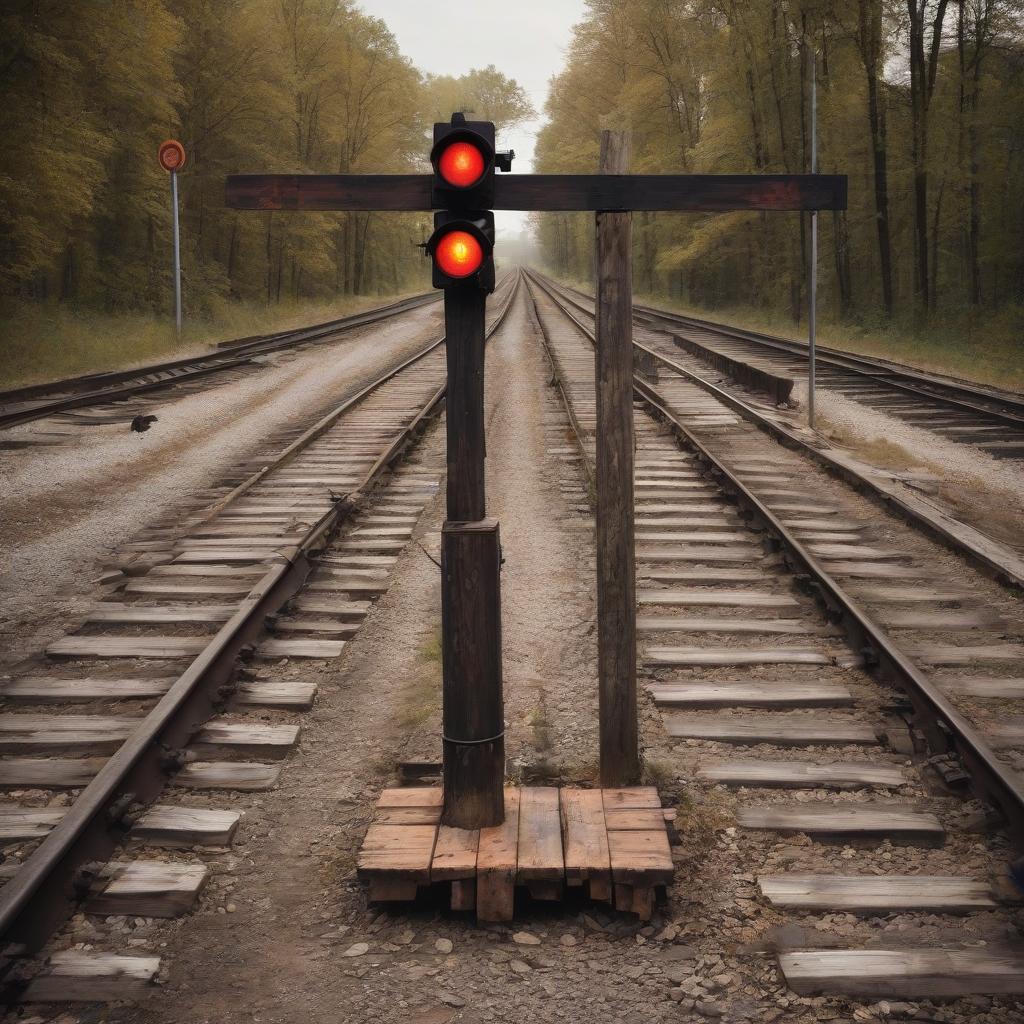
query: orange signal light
438 141 486 188
434 229 484 278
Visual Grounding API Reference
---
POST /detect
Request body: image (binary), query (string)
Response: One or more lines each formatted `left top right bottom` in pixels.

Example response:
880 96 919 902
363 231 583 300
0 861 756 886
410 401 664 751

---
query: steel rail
576 287 1024 428
0 274 520 965
553 278 1024 424
557 278 1024 424
528 270 1024 593
638 305 1024 429
522 287 597 508
526 271 1024 852
0 290 441 430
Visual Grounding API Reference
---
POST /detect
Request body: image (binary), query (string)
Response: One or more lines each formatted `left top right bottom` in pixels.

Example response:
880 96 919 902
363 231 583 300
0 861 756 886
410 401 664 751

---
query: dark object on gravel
130 414 158 432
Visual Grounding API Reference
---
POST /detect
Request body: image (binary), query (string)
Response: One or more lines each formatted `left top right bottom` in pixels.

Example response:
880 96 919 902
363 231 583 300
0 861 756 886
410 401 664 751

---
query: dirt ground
0 302 443 665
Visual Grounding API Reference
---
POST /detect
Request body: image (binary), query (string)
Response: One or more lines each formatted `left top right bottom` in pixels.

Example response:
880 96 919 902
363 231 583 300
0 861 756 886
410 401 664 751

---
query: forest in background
0 0 531 355
535 0 1024 357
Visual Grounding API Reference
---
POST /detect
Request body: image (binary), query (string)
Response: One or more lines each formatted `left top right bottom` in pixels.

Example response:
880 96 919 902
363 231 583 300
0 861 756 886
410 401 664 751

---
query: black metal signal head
431 113 513 210
426 210 495 292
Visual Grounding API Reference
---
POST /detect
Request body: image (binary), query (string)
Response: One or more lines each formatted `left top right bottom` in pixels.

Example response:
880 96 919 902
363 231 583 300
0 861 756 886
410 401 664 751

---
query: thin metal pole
171 169 182 337
808 49 817 429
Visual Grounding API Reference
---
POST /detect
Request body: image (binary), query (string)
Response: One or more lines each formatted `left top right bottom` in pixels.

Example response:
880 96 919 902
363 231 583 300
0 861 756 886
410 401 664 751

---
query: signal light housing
426 213 495 292
430 113 513 210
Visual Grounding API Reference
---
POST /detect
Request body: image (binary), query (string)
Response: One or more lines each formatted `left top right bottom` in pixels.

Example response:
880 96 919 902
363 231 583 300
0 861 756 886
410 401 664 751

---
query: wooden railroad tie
356 785 674 922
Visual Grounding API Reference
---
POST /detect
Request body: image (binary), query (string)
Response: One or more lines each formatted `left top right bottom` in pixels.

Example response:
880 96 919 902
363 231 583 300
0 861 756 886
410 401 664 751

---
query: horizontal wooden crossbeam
225 173 846 213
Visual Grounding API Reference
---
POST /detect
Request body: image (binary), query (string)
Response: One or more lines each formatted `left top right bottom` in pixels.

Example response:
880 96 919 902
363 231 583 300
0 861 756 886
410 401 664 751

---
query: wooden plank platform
560 788 611 901
358 785 673 921
604 787 673 918
477 788 521 921
517 786 563 900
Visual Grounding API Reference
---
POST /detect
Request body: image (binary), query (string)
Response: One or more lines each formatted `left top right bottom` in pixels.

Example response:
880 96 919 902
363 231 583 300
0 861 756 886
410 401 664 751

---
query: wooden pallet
356 786 674 921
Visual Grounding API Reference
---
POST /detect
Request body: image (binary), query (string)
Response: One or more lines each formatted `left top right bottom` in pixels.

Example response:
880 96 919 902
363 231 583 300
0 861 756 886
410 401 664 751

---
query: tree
856 0 895 315
906 0 950 313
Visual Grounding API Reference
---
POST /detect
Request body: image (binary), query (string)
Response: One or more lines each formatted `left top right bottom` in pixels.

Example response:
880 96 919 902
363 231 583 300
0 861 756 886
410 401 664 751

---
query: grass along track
0 290 440 433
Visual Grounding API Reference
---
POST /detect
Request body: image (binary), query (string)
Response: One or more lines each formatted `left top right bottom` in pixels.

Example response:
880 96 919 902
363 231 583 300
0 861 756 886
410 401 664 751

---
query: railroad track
0 290 440 433
0 274 518 1002
556 278 1024 461
524 271 1024 1004
530 270 1024 593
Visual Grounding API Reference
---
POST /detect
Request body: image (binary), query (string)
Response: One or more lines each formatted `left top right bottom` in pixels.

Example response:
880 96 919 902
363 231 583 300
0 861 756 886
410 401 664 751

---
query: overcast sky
358 0 587 236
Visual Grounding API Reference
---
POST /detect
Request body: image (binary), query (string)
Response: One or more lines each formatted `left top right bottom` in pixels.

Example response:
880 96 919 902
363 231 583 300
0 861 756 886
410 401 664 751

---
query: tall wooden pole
444 287 487 521
808 48 818 429
440 285 505 829
594 131 640 787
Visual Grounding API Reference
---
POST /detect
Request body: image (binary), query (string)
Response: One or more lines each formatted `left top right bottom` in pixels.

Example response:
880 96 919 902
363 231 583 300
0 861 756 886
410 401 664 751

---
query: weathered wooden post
426 115 513 829
594 130 640 787
440 284 505 828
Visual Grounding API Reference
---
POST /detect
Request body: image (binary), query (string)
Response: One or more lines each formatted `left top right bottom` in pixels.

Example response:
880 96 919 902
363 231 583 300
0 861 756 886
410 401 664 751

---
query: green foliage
535 0 1024 339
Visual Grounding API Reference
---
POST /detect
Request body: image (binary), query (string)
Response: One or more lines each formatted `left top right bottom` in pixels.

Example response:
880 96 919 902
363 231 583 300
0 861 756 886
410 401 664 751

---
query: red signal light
434 229 484 278
438 141 486 188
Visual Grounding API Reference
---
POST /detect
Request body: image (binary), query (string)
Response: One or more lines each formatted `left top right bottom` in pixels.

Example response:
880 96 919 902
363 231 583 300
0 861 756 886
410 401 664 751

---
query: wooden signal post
439 282 504 828
226 122 846 824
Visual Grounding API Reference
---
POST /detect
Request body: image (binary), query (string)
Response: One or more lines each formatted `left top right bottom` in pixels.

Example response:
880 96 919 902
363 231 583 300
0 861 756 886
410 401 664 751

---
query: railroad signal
428 114 508 293
426 213 495 291
430 113 513 210
225 111 847 826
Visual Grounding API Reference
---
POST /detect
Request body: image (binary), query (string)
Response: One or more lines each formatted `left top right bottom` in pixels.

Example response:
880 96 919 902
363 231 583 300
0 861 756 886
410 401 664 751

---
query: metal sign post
158 140 187 338
808 51 818 429
170 169 182 337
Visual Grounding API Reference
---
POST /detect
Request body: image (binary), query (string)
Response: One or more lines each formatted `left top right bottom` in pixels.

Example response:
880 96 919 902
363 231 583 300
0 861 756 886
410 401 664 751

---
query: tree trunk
265 214 274 305
832 209 853 317
930 168 947 305
60 242 75 303
857 0 894 316
906 0 950 316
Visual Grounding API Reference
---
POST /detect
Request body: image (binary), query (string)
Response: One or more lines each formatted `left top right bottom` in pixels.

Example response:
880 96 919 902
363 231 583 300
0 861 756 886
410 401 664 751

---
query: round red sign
158 139 187 173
